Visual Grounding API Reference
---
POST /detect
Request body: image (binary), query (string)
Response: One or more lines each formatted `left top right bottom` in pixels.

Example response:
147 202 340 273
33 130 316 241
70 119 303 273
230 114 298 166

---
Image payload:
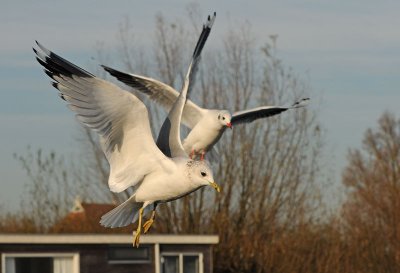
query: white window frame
1 252 80 273
160 252 203 273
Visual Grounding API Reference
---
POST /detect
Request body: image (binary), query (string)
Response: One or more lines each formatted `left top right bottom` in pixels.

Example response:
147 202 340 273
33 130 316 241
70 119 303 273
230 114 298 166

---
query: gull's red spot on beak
226 122 232 129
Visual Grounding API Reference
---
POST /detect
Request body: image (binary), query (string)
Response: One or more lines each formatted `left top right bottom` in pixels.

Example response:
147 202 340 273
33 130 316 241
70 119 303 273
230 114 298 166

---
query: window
1 253 79 273
161 253 203 273
162 255 178 273
12 257 52 273
108 245 151 264
183 255 200 273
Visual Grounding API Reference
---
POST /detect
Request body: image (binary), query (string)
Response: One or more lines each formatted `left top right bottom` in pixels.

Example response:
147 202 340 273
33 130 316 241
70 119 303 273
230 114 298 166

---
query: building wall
0 244 155 273
1 243 216 273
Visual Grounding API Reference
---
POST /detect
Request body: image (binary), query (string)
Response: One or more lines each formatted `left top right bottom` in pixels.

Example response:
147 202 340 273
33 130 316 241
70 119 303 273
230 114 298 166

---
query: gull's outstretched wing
186 12 216 94
34 41 174 193
101 13 216 130
231 98 310 125
101 67 206 129
156 12 216 158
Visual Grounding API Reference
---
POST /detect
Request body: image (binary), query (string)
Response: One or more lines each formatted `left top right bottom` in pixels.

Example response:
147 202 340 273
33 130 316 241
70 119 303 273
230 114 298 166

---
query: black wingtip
44 69 55 79
34 40 50 56
35 56 46 67
101 64 111 72
191 12 216 60
35 40 45 51
35 40 45 53
291 98 311 107
102 65 117 76
58 93 66 101
51 83 66 101
51 81 59 90
101 65 125 79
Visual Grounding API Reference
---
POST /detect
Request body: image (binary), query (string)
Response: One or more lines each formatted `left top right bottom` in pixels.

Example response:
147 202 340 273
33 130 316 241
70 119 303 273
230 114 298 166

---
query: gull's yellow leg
133 207 144 248
143 210 156 234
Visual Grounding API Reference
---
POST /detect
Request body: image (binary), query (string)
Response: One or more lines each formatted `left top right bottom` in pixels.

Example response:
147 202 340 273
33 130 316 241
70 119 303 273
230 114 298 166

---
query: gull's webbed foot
133 207 144 248
133 228 141 248
143 219 154 234
143 210 156 234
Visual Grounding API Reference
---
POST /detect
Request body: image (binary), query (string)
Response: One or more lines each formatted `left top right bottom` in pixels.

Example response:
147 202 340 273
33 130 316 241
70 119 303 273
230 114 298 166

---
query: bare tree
13 147 95 232
342 112 400 272
13 10 328 273
102 11 323 272
12 9 400 273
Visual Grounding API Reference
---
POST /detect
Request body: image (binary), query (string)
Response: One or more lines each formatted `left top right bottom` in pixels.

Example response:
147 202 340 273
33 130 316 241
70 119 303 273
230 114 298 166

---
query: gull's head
217 110 232 129
187 160 220 192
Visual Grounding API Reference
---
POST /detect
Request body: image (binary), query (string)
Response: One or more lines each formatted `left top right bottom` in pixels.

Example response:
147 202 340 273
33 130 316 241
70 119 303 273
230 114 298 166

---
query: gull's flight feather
155 12 216 157
100 13 217 131
33 18 219 243
33 41 175 193
231 98 310 125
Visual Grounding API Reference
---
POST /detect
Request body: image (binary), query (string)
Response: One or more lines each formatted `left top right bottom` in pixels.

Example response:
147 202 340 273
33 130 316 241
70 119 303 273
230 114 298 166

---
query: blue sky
1 0 400 210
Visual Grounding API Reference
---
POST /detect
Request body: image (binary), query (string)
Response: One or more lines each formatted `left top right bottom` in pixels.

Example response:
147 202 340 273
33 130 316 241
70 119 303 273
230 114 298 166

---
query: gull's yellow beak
209 181 221 192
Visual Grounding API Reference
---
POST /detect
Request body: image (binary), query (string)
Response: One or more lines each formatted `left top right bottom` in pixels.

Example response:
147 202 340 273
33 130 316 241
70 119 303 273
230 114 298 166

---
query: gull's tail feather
100 196 143 228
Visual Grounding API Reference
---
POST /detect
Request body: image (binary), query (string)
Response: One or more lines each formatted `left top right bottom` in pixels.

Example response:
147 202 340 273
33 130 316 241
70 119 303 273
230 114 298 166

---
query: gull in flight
102 57 309 160
33 12 218 248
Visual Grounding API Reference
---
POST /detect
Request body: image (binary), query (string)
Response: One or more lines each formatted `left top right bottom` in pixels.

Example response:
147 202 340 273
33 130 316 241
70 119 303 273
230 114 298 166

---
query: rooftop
0 234 219 244
50 200 129 233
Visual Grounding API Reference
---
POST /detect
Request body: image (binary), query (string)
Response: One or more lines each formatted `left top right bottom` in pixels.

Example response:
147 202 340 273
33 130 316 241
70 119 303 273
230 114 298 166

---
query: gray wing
100 13 216 129
156 12 216 158
231 98 310 125
33 41 174 193
101 67 207 129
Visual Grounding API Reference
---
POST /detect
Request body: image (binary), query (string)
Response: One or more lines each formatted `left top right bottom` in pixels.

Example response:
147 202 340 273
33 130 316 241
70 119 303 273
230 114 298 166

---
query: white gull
32 13 219 247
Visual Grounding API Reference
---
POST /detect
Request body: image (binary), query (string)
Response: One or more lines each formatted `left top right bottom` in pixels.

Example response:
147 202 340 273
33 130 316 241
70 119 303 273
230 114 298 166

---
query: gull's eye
201 171 207 177
222 117 225 120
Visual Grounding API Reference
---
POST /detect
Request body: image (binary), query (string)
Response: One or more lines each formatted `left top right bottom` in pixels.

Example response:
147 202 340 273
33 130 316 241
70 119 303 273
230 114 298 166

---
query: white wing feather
34 41 175 193
102 13 217 131
156 12 216 157
101 67 207 129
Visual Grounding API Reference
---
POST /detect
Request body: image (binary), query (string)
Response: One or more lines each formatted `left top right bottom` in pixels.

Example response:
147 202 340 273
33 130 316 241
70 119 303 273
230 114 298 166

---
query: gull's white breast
183 112 225 153
134 158 195 202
